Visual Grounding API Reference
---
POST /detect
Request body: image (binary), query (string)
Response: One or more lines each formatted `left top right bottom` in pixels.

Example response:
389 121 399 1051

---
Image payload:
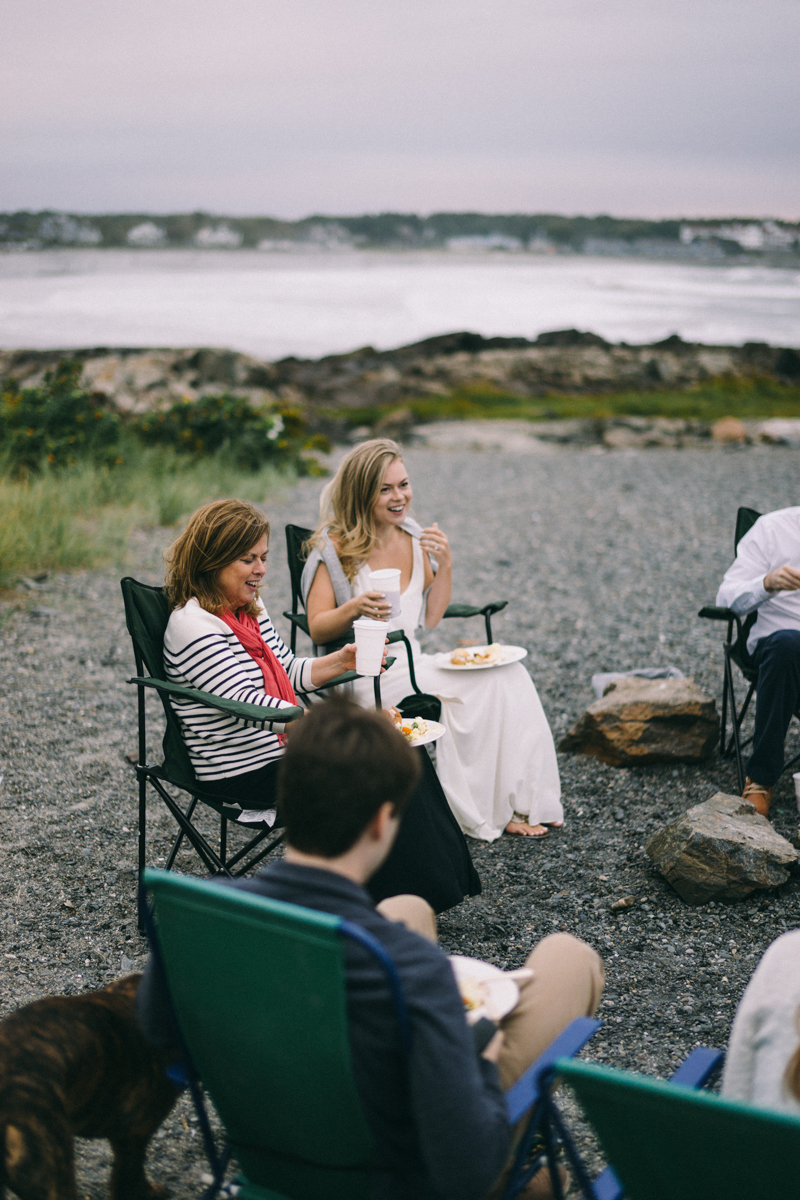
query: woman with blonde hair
302 439 563 842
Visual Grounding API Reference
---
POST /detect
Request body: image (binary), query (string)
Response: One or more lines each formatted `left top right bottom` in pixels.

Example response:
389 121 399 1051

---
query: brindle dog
0 974 179 1200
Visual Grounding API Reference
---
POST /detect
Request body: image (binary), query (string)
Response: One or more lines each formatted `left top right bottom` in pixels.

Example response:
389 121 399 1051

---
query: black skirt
367 747 481 914
202 750 481 915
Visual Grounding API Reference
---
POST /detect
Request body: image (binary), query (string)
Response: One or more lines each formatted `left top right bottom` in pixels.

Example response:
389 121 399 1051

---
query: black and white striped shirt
164 597 314 780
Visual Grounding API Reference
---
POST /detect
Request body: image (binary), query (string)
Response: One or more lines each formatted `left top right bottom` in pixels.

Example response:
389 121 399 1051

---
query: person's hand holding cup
352 620 390 676
352 590 392 621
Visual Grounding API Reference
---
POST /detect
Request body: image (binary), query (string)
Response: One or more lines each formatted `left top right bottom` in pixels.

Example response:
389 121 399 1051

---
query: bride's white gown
351 538 563 841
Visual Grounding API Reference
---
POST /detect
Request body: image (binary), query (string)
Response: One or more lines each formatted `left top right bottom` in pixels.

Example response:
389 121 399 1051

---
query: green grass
337 375 800 427
0 443 293 585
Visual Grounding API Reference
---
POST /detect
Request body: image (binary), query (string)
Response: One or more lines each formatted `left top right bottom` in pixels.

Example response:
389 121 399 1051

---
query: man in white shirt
716 506 800 815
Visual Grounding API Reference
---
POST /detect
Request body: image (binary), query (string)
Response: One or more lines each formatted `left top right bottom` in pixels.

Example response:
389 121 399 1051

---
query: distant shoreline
1 209 798 264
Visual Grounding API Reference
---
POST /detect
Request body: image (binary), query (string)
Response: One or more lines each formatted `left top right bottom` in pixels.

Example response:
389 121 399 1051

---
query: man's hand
764 565 800 594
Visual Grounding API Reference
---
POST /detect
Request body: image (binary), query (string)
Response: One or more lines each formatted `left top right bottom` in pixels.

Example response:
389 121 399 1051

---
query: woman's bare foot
505 819 548 838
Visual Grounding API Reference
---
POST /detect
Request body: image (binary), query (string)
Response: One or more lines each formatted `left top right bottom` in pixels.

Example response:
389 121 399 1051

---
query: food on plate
391 709 430 744
449 643 505 667
458 977 490 1012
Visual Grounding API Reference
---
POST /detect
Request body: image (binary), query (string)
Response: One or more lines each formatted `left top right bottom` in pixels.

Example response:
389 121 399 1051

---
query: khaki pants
377 894 604 1108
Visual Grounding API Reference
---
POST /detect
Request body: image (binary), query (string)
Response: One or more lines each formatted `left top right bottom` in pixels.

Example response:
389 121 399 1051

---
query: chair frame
542 1047 724 1200
699 506 800 792
141 869 601 1200
121 577 364 887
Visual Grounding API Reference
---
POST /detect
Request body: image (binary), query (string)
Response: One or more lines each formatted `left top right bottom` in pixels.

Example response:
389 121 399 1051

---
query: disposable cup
353 618 387 676
793 772 800 814
368 568 402 618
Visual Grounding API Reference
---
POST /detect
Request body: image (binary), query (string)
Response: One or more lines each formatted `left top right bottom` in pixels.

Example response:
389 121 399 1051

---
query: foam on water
0 248 798 356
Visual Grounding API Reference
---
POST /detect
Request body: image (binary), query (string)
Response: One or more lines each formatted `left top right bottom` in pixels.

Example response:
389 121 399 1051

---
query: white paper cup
353 618 387 676
793 772 800 814
368 568 402 619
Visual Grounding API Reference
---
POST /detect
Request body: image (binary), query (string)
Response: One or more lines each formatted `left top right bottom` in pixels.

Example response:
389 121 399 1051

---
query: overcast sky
2 0 798 219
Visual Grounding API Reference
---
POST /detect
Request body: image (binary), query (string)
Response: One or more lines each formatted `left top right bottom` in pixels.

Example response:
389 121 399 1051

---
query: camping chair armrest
127 676 304 727
444 601 508 620
297 657 397 696
668 1045 724 1088
698 605 735 620
505 1017 600 1125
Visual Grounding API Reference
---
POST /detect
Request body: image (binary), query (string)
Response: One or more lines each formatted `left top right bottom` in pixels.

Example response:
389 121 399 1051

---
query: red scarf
219 610 299 742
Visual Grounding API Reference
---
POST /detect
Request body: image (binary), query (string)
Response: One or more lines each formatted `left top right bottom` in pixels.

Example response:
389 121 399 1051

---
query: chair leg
137 770 147 880
723 650 747 792
164 796 198 871
151 780 228 875
220 813 228 867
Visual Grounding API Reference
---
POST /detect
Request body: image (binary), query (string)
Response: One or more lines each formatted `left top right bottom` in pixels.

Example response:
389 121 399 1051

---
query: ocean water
0 248 798 359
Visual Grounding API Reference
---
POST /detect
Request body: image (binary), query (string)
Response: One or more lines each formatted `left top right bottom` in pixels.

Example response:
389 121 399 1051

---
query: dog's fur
0 974 179 1200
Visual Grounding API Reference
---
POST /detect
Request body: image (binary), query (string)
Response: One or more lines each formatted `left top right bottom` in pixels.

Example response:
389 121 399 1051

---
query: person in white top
303 439 563 842
716 506 800 815
722 929 800 1117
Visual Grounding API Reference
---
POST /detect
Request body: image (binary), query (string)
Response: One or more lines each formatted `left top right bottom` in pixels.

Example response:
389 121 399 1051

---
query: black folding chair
121 577 362 883
284 523 509 722
698 507 800 792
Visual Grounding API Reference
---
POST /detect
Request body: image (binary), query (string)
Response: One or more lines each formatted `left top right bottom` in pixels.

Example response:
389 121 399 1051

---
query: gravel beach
2 441 800 1195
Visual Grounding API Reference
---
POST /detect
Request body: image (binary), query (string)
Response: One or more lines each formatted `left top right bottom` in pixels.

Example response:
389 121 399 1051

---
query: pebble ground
1 442 799 1195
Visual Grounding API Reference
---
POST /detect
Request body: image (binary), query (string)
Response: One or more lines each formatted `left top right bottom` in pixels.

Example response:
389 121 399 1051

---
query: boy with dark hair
139 699 603 1200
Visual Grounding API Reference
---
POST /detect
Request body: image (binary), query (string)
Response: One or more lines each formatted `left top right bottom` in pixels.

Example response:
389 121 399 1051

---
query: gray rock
646 792 798 904
559 676 719 766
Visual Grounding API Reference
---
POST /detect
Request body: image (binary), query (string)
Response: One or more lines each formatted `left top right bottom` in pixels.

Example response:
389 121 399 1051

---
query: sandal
742 778 773 818
506 813 549 838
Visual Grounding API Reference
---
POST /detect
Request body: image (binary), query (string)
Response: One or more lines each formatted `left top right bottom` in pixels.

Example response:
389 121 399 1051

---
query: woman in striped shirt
163 498 361 813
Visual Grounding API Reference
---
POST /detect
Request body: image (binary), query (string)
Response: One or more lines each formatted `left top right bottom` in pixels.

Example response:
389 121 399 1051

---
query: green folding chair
121 577 359 881
284 523 509 722
554 1055 800 1200
698 506 800 791
142 868 599 1200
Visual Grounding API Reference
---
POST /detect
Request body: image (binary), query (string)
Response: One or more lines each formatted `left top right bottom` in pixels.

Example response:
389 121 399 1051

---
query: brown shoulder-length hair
164 499 270 615
306 438 403 581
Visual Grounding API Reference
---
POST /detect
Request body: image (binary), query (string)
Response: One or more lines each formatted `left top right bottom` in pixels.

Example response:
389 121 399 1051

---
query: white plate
449 954 520 1024
401 719 445 748
434 644 528 671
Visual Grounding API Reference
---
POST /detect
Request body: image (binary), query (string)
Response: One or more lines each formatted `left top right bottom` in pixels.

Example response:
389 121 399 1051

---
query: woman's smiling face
373 458 412 528
217 535 268 610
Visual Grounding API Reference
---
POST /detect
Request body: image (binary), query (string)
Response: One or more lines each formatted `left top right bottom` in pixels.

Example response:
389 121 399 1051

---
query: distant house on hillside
194 224 243 248
127 222 167 247
446 233 523 252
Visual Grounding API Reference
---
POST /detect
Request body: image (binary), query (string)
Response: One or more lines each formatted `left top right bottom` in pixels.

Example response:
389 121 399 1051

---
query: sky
2 0 798 220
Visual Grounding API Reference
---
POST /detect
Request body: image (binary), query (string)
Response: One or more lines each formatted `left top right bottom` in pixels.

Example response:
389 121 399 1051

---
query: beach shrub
130 392 327 472
0 359 122 475
0 360 329 477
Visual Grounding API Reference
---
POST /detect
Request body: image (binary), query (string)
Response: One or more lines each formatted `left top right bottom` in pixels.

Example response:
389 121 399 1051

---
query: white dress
352 537 563 841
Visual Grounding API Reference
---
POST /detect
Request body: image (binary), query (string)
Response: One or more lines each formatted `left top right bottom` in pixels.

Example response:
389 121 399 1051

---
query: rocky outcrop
2 332 799 432
558 676 719 766
646 792 798 904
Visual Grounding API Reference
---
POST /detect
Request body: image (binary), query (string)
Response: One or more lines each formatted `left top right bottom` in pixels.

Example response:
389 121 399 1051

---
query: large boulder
558 676 719 766
646 792 798 904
